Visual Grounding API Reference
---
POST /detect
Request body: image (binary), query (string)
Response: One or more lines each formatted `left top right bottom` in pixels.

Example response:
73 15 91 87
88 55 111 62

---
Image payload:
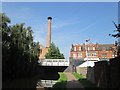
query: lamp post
84 39 90 67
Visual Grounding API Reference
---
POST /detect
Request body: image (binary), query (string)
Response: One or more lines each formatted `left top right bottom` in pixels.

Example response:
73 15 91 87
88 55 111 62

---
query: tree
110 22 120 38
45 42 65 59
1 13 40 81
109 21 120 55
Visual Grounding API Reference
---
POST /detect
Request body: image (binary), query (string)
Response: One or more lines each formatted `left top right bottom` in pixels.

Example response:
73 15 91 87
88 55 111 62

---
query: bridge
38 59 69 66
37 59 70 72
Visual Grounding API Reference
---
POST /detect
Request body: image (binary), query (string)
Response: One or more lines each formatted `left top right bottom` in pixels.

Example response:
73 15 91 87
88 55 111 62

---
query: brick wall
70 43 117 59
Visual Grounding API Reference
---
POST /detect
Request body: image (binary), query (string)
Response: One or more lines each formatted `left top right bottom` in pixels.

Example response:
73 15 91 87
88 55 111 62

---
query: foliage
52 72 67 89
109 22 120 38
57 72 67 82
1 13 40 81
109 22 120 55
45 42 65 59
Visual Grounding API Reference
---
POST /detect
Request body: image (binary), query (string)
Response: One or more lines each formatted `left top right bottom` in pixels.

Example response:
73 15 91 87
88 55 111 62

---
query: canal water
2 66 64 89
35 65 68 88
36 72 60 88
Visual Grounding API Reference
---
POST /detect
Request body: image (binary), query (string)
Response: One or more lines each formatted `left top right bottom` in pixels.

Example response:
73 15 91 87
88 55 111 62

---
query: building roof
71 43 115 51
97 44 115 50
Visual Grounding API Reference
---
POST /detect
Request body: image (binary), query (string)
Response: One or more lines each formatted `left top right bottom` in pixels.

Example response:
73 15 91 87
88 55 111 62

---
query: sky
2 2 118 59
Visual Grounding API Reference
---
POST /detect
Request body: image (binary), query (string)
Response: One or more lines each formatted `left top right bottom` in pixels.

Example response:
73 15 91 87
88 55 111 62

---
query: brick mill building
70 42 118 60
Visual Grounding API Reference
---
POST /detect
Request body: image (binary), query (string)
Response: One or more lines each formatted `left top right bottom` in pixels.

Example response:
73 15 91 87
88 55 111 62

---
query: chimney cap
48 17 52 20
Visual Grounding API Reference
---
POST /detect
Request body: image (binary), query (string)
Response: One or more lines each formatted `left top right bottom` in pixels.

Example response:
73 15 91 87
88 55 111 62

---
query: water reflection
36 72 59 88
37 80 57 87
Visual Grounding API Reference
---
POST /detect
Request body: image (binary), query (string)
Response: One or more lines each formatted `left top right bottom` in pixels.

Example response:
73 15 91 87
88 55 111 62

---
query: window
78 53 82 57
87 53 91 57
102 53 107 58
93 47 95 50
86 53 96 57
102 47 106 52
74 47 76 51
112 54 115 58
92 53 97 57
73 53 77 58
79 47 81 51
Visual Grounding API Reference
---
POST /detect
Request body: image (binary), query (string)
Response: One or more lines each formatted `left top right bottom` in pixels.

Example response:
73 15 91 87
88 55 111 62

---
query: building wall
39 45 49 59
70 42 117 59
76 67 87 77
98 50 114 59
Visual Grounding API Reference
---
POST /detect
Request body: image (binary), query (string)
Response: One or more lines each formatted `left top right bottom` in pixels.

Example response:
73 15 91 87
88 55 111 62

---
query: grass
57 72 67 82
72 73 85 79
72 73 98 88
52 72 67 89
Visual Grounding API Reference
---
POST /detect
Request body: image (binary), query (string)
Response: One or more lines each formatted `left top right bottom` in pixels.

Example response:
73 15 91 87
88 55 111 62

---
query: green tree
45 42 65 59
1 13 40 81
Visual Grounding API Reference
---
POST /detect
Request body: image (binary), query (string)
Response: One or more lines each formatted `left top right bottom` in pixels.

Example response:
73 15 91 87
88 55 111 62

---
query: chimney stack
46 17 52 48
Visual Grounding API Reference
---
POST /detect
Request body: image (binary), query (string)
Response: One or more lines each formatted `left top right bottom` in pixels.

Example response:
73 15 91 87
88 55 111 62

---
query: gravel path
64 73 84 89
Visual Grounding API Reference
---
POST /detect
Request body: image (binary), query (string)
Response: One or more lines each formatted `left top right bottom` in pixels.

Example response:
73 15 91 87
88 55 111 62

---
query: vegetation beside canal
72 73 85 79
57 72 67 82
52 72 67 89
72 73 98 88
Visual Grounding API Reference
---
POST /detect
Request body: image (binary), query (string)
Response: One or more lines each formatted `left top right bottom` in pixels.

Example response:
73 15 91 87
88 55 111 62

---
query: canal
2 67 61 89
36 72 60 89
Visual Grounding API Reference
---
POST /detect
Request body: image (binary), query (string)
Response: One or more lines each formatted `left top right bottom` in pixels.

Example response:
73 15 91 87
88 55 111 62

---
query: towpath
64 72 84 89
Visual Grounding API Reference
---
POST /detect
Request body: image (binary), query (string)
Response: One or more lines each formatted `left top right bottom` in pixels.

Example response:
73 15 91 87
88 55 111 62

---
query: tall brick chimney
46 17 52 48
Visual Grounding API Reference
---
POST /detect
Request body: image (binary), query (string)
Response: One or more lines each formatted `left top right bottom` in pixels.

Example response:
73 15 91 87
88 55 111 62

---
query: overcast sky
2 2 118 59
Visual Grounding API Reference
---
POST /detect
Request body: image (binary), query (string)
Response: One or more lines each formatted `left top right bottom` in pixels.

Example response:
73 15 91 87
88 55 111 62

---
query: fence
87 56 120 88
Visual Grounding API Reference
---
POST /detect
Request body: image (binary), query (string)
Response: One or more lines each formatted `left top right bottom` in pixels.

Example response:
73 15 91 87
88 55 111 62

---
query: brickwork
70 42 118 59
39 45 49 59
39 17 52 59
46 17 52 48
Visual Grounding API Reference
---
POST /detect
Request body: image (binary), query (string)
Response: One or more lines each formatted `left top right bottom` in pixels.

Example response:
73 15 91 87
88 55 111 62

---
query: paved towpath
64 73 84 89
